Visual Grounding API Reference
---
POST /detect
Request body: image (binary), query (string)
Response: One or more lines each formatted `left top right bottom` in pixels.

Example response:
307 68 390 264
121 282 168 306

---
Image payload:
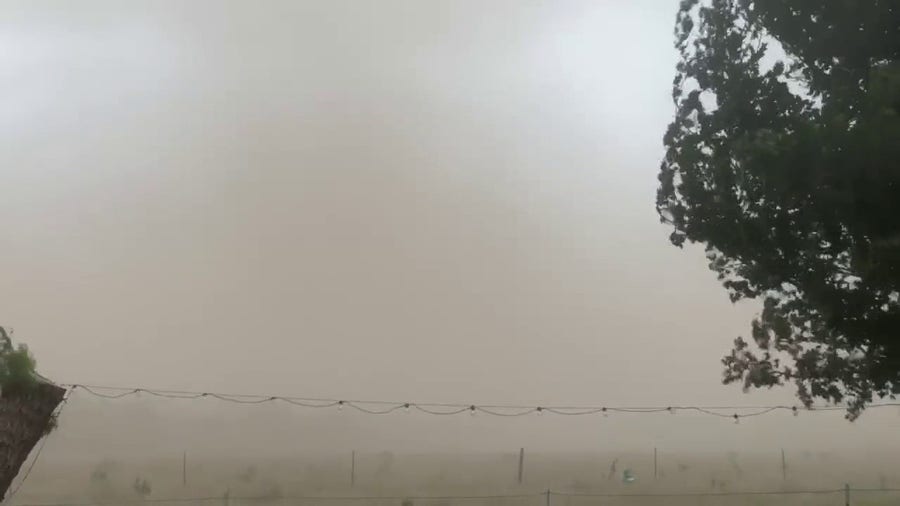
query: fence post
518 448 525 484
781 449 786 482
845 483 850 506
545 489 551 506
654 448 658 480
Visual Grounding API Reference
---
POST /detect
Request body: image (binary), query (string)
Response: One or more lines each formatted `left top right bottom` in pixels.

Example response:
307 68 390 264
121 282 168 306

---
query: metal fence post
545 489 551 506
845 483 850 506
654 448 658 480
781 449 786 482
518 448 525 484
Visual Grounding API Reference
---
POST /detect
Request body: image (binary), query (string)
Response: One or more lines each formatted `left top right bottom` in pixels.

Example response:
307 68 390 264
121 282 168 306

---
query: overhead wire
61 383 900 420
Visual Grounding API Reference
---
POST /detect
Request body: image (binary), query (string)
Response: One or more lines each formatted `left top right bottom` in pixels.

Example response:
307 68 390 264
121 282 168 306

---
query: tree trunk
0 382 65 499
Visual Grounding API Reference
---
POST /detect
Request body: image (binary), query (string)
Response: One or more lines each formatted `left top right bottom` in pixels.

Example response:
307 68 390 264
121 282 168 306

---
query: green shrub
0 326 39 396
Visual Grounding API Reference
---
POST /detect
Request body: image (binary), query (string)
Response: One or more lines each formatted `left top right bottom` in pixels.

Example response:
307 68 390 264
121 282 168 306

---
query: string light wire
62 384 900 420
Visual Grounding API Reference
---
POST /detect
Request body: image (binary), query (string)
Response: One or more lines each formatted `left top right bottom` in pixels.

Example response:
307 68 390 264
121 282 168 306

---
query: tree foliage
0 327 38 396
658 0 900 418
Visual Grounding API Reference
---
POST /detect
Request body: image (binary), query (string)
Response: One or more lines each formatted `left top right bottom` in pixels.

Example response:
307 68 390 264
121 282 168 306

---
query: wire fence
17 488 900 506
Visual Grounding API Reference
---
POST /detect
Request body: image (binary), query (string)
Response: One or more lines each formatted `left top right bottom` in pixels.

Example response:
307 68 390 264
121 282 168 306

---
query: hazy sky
2 0 897 459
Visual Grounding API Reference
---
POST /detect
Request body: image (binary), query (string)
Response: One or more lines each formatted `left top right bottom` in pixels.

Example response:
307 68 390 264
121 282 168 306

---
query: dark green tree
658 0 900 418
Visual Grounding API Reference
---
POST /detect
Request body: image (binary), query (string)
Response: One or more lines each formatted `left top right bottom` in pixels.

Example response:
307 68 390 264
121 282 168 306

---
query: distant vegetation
132 477 152 498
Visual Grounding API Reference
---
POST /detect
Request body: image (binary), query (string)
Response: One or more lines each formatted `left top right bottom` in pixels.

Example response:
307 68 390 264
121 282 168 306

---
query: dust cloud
1 0 898 503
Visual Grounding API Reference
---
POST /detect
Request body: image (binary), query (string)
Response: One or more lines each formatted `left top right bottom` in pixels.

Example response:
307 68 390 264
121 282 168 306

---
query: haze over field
2 1 899 494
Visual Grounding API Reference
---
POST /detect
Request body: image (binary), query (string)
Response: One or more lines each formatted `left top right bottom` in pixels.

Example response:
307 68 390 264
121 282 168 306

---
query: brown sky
1 0 898 459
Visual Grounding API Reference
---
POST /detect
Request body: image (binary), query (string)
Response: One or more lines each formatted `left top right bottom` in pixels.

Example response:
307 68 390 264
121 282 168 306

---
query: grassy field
10 451 900 506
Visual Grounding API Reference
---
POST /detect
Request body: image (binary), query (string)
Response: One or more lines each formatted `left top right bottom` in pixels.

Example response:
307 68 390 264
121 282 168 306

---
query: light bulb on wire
733 414 740 424
469 405 476 416
404 403 410 413
536 407 543 416
338 401 344 411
